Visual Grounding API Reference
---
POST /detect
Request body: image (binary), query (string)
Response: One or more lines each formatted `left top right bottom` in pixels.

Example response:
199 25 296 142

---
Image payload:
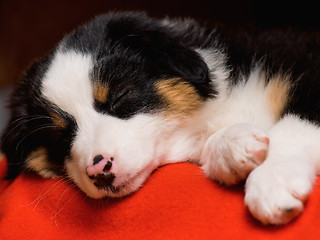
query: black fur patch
1 53 77 178
218 27 320 122
64 12 215 119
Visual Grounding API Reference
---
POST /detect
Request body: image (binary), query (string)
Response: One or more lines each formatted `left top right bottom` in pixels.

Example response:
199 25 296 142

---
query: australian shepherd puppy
1 12 320 225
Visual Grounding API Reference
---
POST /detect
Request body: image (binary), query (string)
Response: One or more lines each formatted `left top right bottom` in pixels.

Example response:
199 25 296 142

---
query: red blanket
0 158 319 239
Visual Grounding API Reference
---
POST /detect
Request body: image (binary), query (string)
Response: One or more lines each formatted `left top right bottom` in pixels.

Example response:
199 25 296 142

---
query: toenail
284 208 294 213
254 135 269 145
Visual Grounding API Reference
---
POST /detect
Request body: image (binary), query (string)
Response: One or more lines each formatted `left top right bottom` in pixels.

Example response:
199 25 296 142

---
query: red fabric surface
0 158 319 239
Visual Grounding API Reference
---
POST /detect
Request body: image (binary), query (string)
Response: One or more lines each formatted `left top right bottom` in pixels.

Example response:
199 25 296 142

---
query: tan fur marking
266 75 291 120
26 147 59 178
50 112 67 128
156 78 203 118
93 82 109 103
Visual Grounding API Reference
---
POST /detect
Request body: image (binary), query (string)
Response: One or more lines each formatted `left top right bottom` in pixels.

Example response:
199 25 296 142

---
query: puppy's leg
245 115 320 224
201 123 269 185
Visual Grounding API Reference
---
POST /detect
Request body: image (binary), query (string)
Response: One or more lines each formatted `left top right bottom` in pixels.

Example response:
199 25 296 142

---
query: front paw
245 158 315 225
201 123 269 185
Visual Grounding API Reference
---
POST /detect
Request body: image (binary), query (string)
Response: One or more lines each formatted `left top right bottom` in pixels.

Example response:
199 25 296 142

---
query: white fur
202 68 277 132
196 49 230 91
197 50 320 224
41 50 205 198
201 123 269 185
245 115 320 224
42 50 94 120
69 112 167 198
41 49 320 225
43 50 158 198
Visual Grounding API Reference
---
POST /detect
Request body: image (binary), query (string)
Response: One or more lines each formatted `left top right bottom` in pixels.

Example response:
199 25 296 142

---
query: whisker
54 183 77 209
5 115 52 130
51 184 79 225
2 115 53 144
15 125 57 151
28 175 74 209
28 178 66 210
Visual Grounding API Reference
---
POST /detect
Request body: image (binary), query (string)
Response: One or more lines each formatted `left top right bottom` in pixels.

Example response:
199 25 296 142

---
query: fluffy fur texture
1 11 320 225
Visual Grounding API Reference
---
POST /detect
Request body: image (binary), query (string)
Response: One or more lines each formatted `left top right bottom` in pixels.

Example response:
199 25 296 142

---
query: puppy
1 12 320 225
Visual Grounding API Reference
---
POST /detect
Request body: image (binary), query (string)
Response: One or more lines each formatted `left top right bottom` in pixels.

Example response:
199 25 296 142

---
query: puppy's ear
1 116 27 179
1 91 35 179
161 44 216 99
1 56 51 179
105 13 216 99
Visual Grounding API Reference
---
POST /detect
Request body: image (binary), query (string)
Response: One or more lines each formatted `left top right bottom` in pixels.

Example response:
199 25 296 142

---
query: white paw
201 123 269 185
245 156 315 225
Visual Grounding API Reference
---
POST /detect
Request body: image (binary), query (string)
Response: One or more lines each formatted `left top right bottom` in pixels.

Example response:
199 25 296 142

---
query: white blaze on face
42 50 94 120
41 50 173 198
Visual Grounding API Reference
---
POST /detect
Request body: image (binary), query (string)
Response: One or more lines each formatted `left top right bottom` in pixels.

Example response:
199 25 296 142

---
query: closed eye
111 89 132 112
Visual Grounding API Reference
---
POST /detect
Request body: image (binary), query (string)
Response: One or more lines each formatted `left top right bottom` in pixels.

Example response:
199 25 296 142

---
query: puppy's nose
86 154 114 178
93 154 113 171
86 154 116 189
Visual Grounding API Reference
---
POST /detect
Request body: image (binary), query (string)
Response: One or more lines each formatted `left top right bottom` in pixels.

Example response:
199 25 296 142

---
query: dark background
0 0 319 87
0 0 319 140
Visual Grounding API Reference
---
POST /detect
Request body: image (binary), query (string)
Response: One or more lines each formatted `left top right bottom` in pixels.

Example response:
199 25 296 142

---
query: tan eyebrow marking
155 78 204 118
93 82 109 103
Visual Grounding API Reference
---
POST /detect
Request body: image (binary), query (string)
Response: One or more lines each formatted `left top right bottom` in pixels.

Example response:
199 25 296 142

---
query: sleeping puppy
1 11 320 225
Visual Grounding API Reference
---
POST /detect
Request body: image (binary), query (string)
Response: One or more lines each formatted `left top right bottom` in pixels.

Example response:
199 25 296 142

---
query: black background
0 0 319 86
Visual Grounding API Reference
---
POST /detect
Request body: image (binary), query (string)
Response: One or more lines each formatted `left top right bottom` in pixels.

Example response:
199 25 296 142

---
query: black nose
94 172 115 189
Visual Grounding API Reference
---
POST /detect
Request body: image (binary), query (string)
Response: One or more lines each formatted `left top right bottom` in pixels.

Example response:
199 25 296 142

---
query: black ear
1 55 52 179
160 44 216 99
0 85 36 179
105 13 216 99
1 115 28 179
1 90 37 179
1 112 52 179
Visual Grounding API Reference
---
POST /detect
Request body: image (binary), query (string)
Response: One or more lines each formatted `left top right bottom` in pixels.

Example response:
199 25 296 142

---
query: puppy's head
1 12 214 198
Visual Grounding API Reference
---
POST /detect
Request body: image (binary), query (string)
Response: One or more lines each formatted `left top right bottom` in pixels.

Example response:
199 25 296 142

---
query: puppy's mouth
82 157 155 198
93 178 122 195
88 173 139 198
95 184 122 195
